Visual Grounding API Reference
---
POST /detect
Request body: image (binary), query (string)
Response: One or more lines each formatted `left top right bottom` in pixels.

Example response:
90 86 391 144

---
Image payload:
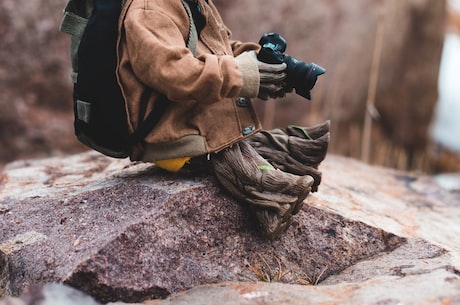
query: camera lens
284 55 326 100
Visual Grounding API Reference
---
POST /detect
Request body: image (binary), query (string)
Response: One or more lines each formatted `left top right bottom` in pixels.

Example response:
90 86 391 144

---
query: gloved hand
248 51 287 100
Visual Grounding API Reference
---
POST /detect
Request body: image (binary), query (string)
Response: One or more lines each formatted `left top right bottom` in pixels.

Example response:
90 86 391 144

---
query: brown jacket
117 0 262 161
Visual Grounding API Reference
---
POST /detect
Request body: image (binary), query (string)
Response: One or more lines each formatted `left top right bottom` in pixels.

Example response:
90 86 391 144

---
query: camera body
257 33 326 100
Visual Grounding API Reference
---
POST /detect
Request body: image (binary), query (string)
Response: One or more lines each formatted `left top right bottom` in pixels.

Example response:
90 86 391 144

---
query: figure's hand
248 51 287 100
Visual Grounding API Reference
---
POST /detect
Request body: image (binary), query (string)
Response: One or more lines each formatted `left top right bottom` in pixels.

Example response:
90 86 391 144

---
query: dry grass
246 254 291 283
245 254 329 286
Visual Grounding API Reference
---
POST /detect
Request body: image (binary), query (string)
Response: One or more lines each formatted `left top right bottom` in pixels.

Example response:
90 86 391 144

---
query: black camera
257 33 326 100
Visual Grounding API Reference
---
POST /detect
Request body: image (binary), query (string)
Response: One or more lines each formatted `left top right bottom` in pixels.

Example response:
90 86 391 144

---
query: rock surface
1 152 460 304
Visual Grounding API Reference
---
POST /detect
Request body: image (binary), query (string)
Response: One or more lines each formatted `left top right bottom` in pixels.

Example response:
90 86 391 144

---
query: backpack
60 0 199 158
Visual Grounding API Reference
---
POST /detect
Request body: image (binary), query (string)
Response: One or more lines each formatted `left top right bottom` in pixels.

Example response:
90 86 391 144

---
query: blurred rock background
1 0 458 174
430 0 460 173
0 0 82 164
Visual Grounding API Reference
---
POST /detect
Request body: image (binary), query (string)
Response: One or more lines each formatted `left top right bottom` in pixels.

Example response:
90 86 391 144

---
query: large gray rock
1 152 460 304
0 152 402 303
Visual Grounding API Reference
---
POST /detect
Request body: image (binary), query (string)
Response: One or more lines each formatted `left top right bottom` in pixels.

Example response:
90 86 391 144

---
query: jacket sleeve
124 8 247 104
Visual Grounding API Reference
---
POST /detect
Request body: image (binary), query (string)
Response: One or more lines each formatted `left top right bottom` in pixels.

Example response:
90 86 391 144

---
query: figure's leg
246 120 330 192
211 140 313 239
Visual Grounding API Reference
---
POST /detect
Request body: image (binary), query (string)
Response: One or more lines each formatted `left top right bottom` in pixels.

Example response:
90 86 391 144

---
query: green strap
288 125 314 140
181 0 198 56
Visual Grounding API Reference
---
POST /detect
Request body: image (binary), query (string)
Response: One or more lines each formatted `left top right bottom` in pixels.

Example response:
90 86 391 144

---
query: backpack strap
59 0 95 38
60 0 94 83
60 5 88 38
181 0 198 56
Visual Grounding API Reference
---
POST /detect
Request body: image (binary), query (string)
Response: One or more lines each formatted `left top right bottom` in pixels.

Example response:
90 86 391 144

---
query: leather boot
212 140 313 239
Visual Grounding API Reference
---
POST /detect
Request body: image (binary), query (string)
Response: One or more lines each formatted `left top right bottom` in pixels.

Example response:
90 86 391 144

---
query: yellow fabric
155 157 191 173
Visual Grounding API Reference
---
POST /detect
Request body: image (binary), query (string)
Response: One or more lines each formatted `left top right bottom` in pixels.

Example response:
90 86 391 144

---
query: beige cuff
235 52 260 98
